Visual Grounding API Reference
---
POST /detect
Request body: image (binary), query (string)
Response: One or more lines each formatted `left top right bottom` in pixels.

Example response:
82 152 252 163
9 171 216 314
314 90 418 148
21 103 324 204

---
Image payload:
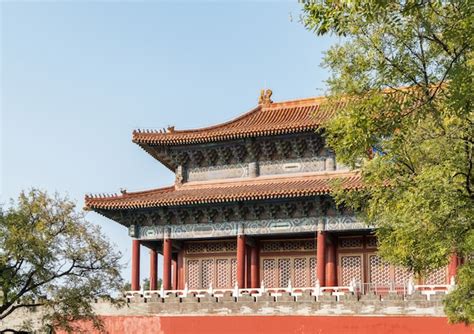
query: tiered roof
86 92 360 213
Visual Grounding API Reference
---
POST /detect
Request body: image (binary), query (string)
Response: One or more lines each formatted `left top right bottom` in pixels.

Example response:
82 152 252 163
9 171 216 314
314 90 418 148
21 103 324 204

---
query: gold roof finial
258 89 273 106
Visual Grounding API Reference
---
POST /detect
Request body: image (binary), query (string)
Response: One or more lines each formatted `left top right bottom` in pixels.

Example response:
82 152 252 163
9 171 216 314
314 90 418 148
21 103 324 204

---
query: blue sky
1 2 335 284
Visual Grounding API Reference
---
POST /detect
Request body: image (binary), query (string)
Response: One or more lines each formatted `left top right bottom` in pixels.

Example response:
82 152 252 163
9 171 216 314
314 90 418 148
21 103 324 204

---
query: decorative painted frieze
259 157 327 176
187 163 249 182
134 215 370 240
99 196 361 230
185 155 344 183
165 133 326 172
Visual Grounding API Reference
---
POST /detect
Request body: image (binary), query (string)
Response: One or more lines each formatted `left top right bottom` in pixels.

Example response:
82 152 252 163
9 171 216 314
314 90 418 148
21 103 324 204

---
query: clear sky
1 1 335 285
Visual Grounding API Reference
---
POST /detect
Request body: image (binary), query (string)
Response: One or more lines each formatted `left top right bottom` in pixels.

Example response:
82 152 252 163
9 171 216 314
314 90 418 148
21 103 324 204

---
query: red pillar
250 243 260 289
149 248 158 290
326 237 337 286
317 231 326 286
163 238 172 290
448 253 459 281
172 256 178 290
131 239 140 291
177 249 184 290
246 245 251 288
237 234 246 288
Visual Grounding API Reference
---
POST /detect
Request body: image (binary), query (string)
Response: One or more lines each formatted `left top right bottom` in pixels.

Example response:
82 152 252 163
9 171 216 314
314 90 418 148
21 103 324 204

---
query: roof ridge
262 95 327 109
85 185 176 200
132 95 328 143
133 105 263 138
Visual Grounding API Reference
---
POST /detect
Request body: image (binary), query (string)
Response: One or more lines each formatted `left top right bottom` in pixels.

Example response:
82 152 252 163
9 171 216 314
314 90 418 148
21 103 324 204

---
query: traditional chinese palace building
85 90 457 295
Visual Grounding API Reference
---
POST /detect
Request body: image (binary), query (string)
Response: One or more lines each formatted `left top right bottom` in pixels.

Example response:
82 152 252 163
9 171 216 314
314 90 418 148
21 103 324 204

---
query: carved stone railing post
233 282 239 297
314 279 321 296
407 278 414 295
183 282 189 298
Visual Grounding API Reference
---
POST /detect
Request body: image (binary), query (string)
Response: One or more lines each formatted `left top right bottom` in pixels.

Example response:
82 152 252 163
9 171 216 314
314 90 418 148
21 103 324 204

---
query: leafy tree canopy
0 189 124 333
301 0 473 324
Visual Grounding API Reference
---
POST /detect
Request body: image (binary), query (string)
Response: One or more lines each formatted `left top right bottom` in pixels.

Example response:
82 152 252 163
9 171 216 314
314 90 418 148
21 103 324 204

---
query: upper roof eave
132 95 335 146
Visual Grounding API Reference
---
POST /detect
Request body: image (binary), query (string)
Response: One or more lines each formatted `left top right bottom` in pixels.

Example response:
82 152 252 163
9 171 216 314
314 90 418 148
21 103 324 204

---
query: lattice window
310 258 317 287
369 255 391 285
263 259 277 288
425 267 447 285
283 242 301 251
294 258 308 287
231 258 237 287
278 258 291 287
207 243 224 253
187 243 206 254
186 241 237 254
261 239 316 253
303 240 316 250
366 237 378 248
394 266 412 285
341 255 362 285
225 241 237 252
187 260 200 289
262 242 281 252
340 238 363 249
216 259 230 288
201 259 214 288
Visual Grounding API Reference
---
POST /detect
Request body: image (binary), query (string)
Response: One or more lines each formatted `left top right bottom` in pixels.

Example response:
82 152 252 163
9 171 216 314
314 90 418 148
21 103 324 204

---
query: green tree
301 0 473 324
0 189 124 333
139 278 163 291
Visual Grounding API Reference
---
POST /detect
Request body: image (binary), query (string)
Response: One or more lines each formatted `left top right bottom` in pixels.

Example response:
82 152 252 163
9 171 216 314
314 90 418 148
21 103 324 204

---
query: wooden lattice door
339 254 363 285
261 256 316 288
186 257 236 289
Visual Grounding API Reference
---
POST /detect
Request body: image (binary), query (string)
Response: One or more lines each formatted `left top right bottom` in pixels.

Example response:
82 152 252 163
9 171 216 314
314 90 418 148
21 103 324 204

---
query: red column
250 243 260 289
163 238 172 290
326 237 337 286
237 234 246 288
317 231 326 286
448 253 459 281
172 256 178 290
177 249 184 290
131 239 140 291
149 248 158 290
246 245 251 288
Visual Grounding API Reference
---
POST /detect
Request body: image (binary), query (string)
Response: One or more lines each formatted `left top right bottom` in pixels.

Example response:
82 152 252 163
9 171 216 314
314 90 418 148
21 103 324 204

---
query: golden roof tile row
85 172 362 210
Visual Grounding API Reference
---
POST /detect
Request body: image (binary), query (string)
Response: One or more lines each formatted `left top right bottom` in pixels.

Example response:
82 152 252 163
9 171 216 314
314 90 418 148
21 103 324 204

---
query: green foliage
301 0 473 323
444 254 474 324
0 189 124 333
122 278 162 293
142 278 150 291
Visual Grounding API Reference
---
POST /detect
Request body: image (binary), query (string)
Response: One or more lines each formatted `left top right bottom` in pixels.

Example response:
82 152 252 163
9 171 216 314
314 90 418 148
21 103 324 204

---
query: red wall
59 316 472 334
